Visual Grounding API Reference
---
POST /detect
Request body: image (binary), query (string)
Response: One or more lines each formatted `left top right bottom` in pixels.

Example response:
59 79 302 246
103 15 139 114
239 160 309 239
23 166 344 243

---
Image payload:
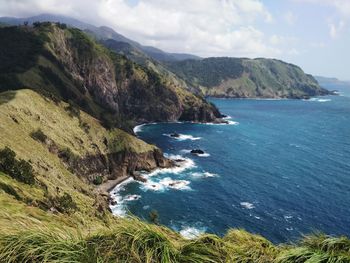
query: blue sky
0 0 349 79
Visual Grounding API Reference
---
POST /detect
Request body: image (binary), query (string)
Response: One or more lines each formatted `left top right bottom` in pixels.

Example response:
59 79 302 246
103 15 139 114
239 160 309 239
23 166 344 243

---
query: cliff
0 89 172 230
0 24 220 130
166 57 331 99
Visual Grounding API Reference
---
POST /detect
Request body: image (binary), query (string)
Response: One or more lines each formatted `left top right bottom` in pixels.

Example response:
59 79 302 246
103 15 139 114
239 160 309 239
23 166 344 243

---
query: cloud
284 11 297 25
328 20 345 38
0 0 281 58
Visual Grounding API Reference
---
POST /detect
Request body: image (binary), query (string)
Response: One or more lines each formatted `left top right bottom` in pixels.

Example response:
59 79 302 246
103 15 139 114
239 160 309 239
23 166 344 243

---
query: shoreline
98 175 131 194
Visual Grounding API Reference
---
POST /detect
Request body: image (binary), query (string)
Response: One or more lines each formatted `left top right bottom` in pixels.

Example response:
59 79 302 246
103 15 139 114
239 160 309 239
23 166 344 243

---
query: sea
110 82 350 243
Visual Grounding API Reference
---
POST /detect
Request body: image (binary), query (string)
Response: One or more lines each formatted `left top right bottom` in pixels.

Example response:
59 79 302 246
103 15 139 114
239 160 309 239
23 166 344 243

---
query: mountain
166 57 331 99
0 14 201 62
0 23 220 129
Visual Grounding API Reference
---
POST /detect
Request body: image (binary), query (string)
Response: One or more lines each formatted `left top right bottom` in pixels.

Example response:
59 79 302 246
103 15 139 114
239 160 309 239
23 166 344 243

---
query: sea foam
163 133 202 141
179 226 206 239
240 202 255 209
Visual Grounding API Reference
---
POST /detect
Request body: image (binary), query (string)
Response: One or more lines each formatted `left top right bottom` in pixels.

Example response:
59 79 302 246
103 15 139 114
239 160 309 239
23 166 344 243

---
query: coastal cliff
165 57 331 99
0 89 172 217
0 23 221 129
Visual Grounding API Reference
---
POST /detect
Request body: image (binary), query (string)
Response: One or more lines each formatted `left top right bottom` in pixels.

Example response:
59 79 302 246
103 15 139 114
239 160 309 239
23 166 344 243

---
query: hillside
0 14 201 62
0 92 349 262
166 57 331 99
0 23 220 130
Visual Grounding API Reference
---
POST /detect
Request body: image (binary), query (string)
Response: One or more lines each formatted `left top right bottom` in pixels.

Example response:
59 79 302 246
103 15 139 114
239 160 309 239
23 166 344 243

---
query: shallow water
111 83 350 243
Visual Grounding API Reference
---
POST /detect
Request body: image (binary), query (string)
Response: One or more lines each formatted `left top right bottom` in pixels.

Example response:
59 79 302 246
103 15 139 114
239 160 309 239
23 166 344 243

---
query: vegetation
0 217 349 263
0 23 219 130
30 128 47 143
0 147 35 185
47 192 78 214
166 57 330 98
92 176 103 185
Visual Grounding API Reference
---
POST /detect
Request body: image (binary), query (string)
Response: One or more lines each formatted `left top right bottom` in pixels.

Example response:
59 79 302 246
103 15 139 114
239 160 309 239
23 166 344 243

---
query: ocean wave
141 177 191 192
191 171 218 178
163 133 201 141
133 124 146 134
109 178 138 217
133 123 157 134
145 154 196 177
179 226 206 239
203 120 239 125
222 115 232 120
240 202 255 209
306 98 331 103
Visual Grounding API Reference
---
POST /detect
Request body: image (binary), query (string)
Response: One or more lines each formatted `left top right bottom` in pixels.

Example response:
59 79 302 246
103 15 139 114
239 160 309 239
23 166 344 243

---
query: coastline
98 175 131 194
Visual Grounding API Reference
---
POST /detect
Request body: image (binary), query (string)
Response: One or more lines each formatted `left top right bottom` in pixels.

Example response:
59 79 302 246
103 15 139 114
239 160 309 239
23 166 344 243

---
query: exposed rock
190 149 205 155
133 171 147 183
170 132 180 138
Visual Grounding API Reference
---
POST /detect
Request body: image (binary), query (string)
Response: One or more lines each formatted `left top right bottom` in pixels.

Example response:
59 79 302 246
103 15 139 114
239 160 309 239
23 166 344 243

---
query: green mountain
0 14 201 62
0 23 220 131
0 21 348 263
166 57 331 99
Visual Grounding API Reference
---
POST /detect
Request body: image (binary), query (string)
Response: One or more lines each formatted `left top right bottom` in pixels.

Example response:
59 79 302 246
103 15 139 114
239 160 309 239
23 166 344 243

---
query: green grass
0 217 349 263
0 89 162 233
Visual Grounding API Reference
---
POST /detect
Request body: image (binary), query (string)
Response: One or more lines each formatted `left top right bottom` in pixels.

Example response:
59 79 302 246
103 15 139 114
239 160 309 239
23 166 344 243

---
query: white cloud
284 11 297 25
329 20 345 38
0 0 281 58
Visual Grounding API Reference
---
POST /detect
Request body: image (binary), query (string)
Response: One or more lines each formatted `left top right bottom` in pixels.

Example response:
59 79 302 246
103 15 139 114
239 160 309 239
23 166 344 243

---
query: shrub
93 176 103 185
0 147 35 185
30 129 47 143
0 182 21 201
48 192 78 214
58 147 78 164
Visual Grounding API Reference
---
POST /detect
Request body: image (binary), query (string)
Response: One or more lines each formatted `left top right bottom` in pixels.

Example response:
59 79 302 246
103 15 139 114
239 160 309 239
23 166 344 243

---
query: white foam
180 226 206 239
133 124 146 134
109 177 137 217
124 194 141 201
203 120 239 125
163 133 201 141
240 202 255 209
222 115 232 120
197 153 210 157
145 154 196 177
191 172 218 178
306 98 331 103
141 177 191 191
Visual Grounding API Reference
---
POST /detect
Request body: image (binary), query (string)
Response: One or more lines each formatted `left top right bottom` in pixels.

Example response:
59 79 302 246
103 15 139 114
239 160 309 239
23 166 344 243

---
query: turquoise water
110 83 350 243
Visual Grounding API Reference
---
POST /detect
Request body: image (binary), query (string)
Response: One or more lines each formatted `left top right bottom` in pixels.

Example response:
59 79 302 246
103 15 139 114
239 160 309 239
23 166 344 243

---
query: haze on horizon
0 0 349 80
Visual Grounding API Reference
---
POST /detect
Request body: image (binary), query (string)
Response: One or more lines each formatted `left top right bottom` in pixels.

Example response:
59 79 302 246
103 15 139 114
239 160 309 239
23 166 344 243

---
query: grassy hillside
0 89 165 232
166 57 331 99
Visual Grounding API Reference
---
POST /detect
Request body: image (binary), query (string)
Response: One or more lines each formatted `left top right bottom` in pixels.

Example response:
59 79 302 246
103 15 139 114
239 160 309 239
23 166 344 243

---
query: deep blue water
111 83 350 243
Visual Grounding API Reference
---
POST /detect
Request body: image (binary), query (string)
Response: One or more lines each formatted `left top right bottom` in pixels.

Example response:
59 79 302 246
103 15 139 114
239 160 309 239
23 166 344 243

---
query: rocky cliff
0 23 221 129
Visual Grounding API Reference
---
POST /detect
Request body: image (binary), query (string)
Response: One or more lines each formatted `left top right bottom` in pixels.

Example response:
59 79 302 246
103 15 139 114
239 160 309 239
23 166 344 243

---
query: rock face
66 148 172 183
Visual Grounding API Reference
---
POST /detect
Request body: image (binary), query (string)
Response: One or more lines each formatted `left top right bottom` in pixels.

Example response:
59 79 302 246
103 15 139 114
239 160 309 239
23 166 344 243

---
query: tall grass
0 218 349 263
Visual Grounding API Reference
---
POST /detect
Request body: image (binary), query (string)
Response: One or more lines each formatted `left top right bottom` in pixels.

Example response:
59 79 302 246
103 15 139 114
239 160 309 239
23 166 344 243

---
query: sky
0 0 349 79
